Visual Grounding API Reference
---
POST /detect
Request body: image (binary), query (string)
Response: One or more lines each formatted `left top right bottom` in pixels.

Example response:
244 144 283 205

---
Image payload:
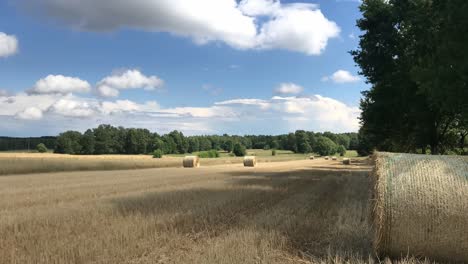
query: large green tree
352 0 468 155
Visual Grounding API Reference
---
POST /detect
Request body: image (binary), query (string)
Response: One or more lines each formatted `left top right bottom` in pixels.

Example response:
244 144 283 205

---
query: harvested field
0 158 437 263
0 153 332 175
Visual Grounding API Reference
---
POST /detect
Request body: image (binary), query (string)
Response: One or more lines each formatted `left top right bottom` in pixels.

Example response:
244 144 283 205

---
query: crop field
0 158 434 264
0 150 358 175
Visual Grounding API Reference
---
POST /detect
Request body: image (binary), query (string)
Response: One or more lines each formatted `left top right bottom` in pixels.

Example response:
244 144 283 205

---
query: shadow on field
110 166 373 261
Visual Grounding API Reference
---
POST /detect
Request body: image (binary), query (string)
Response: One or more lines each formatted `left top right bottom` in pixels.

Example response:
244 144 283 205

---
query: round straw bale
332 156 337 160
342 158 350 165
372 152 468 262
183 156 200 168
324 156 329 160
309 156 315 160
243 156 257 167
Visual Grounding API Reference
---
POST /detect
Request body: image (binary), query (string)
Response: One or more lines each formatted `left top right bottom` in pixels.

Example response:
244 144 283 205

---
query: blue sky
0 0 366 136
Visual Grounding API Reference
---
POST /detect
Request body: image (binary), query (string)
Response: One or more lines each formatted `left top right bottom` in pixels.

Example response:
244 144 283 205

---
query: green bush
272 149 277 156
36 143 48 153
313 136 337 156
152 149 163 158
233 143 246 157
337 145 347 156
198 150 220 158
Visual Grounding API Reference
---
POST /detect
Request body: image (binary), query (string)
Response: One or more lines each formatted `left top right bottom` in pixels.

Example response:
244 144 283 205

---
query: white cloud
96 69 164 97
155 106 236 118
2 87 359 134
28 75 91 95
48 98 95 117
238 0 281 16
0 89 9 97
100 100 141 115
323 70 361 83
0 32 18 58
274 83 304 95
215 98 271 109
16 107 43 120
255 3 340 55
22 0 340 55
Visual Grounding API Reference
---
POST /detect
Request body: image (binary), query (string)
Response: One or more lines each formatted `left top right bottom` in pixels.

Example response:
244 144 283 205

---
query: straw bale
183 156 200 168
372 152 468 262
243 156 257 167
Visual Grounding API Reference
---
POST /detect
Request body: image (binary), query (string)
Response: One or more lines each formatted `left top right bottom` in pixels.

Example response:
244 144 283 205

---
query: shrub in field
337 145 347 156
272 149 277 156
233 143 246 157
198 150 219 158
313 136 337 156
152 149 163 158
36 143 48 153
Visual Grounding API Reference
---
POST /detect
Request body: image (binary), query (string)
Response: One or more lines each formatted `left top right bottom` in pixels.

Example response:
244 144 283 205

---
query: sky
0 0 367 137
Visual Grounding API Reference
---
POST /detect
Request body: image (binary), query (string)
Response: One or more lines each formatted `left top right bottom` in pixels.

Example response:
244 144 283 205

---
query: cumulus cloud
96 69 164 97
216 95 360 131
28 75 91 95
48 98 95 117
100 100 141 115
0 32 18 58
2 86 359 135
21 0 340 55
16 107 43 120
274 83 304 95
322 70 361 83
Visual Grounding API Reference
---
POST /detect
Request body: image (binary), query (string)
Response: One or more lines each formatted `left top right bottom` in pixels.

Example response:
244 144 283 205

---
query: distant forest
0 124 358 156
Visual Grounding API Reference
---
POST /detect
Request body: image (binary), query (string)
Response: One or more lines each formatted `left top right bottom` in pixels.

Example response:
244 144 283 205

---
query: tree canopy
352 0 468 155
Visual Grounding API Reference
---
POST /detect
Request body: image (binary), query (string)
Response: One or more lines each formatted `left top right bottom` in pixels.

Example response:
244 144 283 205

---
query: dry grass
0 153 366 175
0 159 439 264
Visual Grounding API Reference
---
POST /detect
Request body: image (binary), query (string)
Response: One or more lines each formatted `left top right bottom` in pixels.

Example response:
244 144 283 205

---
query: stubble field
0 158 434 264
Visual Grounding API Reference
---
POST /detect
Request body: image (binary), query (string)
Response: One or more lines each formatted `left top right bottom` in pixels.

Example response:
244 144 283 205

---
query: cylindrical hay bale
332 156 337 160
372 152 468 262
243 156 257 167
183 156 200 168
309 156 315 160
324 156 329 160
342 158 350 165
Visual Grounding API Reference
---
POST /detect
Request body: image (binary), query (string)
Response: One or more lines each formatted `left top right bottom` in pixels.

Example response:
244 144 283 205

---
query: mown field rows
0 150 358 175
0 159 435 264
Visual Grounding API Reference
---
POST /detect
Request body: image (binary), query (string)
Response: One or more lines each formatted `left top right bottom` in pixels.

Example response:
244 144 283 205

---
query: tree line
0 137 56 151
353 0 468 155
1 124 358 156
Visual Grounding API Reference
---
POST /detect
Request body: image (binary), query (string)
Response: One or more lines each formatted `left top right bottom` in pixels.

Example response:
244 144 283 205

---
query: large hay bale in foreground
342 158 350 165
372 152 468 262
243 156 257 167
183 156 200 168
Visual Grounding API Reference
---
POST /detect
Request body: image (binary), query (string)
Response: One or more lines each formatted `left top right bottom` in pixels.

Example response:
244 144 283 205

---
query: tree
152 149 163 158
313 136 337 156
337 145 347 156
55 131 82 154
199 137 212 151
188 137 200 153
222 139 234 153
295 130 312 153
80 129 95 154
233 143 246 157
286 133 297 153
352 0 468 155
336 134 351 150
36 143 48 153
